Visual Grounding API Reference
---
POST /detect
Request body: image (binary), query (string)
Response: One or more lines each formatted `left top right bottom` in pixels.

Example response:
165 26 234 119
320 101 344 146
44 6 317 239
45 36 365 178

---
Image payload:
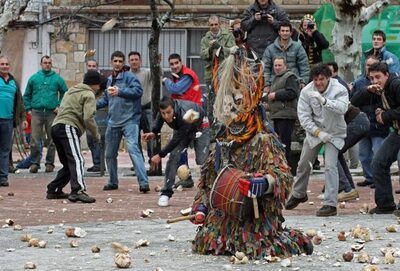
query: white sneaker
158 195 169 207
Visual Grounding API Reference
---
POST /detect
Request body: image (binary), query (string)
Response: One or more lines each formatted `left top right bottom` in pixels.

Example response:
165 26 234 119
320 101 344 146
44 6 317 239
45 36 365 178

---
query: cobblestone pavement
0 215 399 271
1 150 399 270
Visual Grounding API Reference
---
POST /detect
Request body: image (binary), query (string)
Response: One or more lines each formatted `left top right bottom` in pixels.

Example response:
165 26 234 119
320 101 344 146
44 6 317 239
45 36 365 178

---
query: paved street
1 150 399 270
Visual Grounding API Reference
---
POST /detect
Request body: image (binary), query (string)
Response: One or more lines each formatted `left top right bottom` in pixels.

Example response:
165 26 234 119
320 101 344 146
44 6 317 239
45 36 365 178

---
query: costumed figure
190 41 313 259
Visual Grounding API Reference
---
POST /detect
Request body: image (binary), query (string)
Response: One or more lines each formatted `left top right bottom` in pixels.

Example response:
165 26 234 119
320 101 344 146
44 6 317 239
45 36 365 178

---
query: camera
259 9 275 18
307 22 315 29
260 9 269 18
232 28 242 38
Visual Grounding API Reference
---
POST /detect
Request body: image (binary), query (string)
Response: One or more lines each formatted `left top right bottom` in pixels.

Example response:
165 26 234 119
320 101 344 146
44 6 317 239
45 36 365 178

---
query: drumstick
166 214 195 224
252 198 259 219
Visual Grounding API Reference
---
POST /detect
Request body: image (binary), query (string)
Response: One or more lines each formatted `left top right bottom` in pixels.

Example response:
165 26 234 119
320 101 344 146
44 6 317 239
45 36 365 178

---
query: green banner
312 3 399 62
313 3 335 62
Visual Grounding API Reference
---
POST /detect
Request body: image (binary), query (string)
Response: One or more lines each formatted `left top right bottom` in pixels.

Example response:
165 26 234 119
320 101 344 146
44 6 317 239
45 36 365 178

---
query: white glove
318 131 332 143
309 91 326 105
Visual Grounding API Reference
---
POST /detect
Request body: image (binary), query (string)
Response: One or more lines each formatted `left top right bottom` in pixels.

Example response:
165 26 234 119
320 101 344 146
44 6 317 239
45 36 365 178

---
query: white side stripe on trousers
65 125 85 191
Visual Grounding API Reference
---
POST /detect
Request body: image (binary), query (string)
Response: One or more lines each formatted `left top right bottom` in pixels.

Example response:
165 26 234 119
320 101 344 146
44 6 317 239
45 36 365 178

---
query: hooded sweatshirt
52 83 99 138
23 69 68 112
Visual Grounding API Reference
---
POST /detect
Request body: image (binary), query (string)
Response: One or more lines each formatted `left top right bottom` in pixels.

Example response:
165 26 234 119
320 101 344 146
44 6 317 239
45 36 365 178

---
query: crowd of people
1 0 399 219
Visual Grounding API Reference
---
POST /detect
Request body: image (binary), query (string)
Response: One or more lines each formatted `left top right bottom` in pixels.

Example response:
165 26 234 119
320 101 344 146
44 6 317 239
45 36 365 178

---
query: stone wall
51 23 87 87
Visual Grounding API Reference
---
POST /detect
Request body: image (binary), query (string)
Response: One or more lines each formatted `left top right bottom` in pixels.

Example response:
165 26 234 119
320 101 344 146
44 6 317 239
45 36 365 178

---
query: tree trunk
330 0 390 82
148 0 174 175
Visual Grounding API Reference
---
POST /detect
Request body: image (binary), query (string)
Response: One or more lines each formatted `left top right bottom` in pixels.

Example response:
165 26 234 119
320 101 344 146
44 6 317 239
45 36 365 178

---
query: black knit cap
83 70 101 85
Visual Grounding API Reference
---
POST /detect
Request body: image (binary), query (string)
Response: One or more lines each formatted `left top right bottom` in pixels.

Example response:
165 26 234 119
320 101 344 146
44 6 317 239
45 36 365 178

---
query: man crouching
46 71 101 203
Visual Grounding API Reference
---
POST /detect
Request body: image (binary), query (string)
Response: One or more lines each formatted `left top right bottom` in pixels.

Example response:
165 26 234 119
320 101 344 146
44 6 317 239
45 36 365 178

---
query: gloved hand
190 203 208 225
309 91 326 105
318 131 332 143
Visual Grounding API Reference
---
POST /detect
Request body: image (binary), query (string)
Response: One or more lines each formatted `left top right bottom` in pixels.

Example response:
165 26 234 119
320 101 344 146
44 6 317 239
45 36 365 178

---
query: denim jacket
97 71 143 127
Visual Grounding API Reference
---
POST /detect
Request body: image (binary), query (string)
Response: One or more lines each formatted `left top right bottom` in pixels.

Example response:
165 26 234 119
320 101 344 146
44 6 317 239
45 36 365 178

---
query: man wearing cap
46 71 101 203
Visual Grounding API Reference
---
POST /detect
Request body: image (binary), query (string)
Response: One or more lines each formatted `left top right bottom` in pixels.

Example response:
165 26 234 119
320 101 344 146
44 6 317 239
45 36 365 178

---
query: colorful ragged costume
191 46 312 259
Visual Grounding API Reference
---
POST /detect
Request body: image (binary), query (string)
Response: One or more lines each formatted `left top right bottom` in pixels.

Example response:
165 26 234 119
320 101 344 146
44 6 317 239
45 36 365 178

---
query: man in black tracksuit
46 71 101 203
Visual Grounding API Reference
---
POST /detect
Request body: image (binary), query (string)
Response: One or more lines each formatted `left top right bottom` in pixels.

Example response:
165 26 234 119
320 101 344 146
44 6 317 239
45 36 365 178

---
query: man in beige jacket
46 71 101 203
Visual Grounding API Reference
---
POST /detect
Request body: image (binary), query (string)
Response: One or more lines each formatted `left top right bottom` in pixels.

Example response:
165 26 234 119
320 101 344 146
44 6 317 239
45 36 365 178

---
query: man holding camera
241 0 289 58
298 14 329 66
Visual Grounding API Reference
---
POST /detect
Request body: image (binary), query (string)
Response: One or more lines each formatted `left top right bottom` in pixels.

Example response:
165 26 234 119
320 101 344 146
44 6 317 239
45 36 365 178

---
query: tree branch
159 0 175 27
359 0 390 24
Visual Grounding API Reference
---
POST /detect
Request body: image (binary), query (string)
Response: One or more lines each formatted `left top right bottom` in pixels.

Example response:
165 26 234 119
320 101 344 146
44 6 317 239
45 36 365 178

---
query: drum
210 165 254 221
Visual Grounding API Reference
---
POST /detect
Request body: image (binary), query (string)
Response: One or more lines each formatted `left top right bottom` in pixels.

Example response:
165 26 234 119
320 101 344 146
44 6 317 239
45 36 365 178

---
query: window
88 28 187 71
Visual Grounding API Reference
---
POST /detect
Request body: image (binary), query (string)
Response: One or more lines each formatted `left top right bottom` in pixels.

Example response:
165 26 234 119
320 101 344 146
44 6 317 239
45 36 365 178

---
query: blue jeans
86 130 102 167
105 122 148 187
372 132 400 209
162 128 210 198
0 118 13 181
358 135 385 183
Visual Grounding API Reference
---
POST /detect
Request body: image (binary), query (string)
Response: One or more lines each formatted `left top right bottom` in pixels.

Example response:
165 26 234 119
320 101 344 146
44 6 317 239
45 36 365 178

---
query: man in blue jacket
363 30 400 74
97 51 149 193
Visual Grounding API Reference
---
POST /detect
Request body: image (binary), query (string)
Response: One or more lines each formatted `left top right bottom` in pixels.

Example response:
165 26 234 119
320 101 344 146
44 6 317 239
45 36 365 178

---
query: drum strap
215 139 234 172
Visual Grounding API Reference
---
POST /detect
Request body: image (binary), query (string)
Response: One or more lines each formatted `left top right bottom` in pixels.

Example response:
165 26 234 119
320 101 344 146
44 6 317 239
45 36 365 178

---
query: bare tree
0 0 31 51
330 0 390 82
148 0 175 174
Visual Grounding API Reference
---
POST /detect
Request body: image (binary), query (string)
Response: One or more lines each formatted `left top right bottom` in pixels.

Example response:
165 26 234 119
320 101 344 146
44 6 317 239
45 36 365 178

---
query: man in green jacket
23 56 68 173
200 15 235 134
46 71 101 203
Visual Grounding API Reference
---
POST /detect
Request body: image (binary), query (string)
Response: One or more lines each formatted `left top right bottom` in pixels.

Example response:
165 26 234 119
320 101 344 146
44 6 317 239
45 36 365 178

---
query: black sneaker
46 191 69 199
8 166 17 173
68 191 96 203
139 184 150 193
285 195 308 210
173 179 194 188
303 240 314 255
103 184 118 191
0 179 9 187
316 205 337 217
87 166 100 172
312 164 321 170
357 180 374 187
147 169 161 176
394 209 400 217
368 206 396 215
